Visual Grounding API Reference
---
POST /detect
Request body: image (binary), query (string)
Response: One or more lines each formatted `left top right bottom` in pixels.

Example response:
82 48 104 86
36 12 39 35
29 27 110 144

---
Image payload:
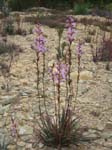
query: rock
104 122 112 131
90 111 100 117
82 131 100 141
1 95 19 106
48 60 55 67
20 135 33 142
7 145 17 150
108 79 112 83
39 143 44 149
97 124 105 131
19 125 33 135
25 143 32 149
17 141 26 147
0 133 13 148
0 121 4 128
71 71 93 81
20 92 28 97
20 79 28 86
0 105 4 115
0 105 10 115
3 105 10 113
101 131 112 139
16 112 33 121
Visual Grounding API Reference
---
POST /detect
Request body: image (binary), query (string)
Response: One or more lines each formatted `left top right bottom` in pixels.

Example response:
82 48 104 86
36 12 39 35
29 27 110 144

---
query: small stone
48 60 55 67
20 79 28 86
108 79 112 83
71 71 93 81
0 133 13 147
19 125 33 135
82 132 100 140
25 143 32 149
0 105 4 115
0 121 4 128
7 145 17 150
101 131 112 139
1 94 19 106
17 141 26 147
90 111 100 117
104 122 112 131
21 135 32 142
39 143 44 148
97 124 105 131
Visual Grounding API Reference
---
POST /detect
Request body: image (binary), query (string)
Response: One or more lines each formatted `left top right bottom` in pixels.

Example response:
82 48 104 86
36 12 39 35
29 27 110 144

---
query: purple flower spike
49 62 69 84
32 23 47 54
66 16 76 44
77 42 83 57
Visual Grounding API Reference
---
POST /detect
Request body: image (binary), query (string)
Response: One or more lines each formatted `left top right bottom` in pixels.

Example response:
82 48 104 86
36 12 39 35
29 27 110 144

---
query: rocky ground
0 9 112 150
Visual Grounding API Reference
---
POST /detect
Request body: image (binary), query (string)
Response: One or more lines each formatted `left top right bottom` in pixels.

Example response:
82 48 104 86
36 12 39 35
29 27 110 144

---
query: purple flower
77 42 83 57
32 24 47 53
49 62 69 84
66 16 76 43
66 16 76 28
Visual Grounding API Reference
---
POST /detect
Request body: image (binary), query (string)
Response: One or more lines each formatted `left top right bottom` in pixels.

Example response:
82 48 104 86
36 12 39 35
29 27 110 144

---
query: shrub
0 40 22 91
0 0 4 10
92 36 112 62
105 3 112 11
0 41 13 54
3 17 15 35
73 2 91 15
8 0 38 11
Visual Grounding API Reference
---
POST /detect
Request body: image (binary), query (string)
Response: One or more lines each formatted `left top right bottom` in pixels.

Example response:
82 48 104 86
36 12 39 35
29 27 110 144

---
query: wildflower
66 16 76 43
77 42 83 57
32 23 47 53
49 62 69 84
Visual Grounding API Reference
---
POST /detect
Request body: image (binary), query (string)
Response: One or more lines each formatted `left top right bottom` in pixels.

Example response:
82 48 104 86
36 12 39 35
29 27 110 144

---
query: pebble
19 125 33 135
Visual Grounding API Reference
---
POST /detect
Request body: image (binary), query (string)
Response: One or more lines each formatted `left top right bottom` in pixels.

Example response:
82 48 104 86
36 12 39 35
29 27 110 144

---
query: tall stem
67 43 72 109
42 53 48 115
75 55 81 104
36 52 41 116
57 62 61 125
36 52 39 95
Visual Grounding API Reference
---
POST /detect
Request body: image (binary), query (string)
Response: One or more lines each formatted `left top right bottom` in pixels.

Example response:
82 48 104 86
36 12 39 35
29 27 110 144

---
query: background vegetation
0 0 112 13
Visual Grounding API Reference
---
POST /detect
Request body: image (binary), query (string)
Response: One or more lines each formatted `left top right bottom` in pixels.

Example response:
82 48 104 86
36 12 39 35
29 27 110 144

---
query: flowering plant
32 23 47 54
32 17 84 150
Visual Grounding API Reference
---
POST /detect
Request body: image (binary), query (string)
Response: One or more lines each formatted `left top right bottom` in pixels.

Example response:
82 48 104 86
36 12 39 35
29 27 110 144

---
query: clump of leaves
73 3 91 15
14 13 27 36
2 17 15 35
0 143 8 150
92 37 112 62
38 108 81 149
0 136 8 150
0 40 21 55
0 40 22 91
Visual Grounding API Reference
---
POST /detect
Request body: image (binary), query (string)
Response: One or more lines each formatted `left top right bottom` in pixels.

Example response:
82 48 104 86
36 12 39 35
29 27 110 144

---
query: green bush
105 3 112 11
2 17 15 35
0 0 4 10
8 0 38 11
0 41 17 54
73 3 91 15
38 0 69 9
